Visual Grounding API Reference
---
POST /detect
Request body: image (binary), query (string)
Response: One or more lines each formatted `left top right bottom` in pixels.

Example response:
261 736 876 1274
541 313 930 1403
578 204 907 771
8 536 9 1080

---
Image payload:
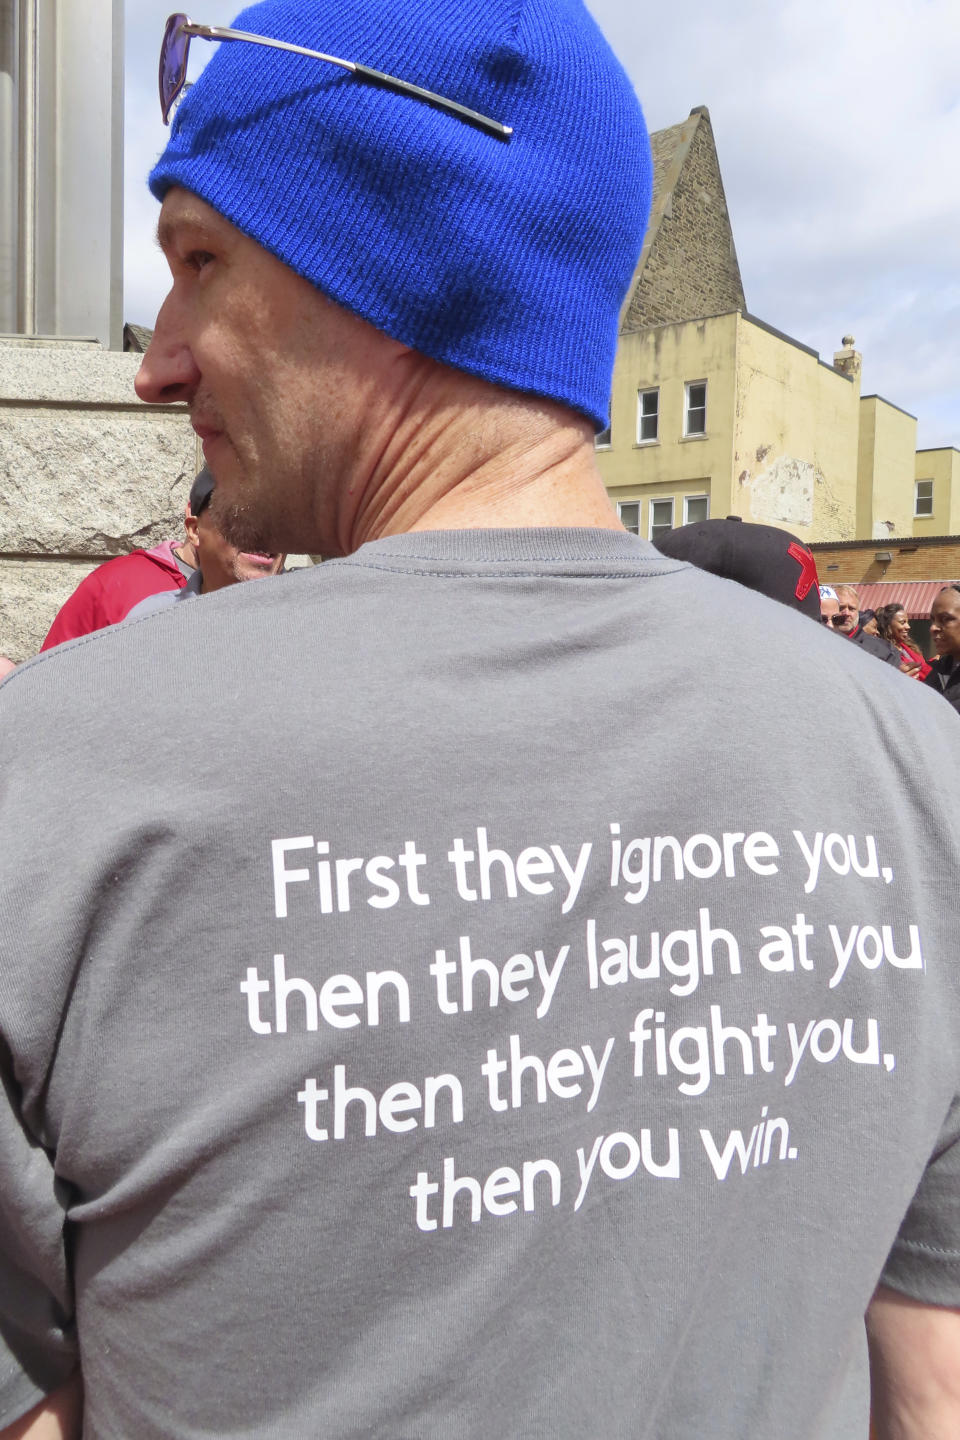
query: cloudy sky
125 1 960 448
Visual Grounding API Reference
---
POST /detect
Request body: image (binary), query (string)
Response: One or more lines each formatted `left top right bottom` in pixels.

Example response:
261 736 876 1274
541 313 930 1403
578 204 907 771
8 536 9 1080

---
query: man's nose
134 294 201 405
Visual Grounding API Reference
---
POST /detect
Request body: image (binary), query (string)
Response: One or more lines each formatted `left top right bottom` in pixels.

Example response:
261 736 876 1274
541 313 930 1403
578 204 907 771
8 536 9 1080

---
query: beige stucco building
597 108 957 556
914 446 960 540
601 312 861 543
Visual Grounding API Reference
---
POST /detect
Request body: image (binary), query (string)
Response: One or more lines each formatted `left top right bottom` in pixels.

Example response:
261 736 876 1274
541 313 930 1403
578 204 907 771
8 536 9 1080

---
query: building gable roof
621 106 746 334
123 323 154 353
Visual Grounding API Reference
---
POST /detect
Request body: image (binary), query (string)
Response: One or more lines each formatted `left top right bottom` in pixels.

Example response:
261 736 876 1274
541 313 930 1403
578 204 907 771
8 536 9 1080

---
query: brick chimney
833 334 862 381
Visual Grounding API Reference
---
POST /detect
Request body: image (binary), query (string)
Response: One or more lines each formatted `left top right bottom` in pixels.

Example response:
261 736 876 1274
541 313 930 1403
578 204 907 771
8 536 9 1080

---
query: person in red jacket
874 603 932 681
40 516 198 652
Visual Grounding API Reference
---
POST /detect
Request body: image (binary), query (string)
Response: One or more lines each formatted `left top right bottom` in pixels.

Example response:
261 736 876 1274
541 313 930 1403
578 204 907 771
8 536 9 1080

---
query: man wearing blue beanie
1 3 960 1438
136 0 654 557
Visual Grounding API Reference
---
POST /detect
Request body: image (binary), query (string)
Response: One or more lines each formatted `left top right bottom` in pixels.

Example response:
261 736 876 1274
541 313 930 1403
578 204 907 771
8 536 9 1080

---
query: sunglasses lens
160 14 190 123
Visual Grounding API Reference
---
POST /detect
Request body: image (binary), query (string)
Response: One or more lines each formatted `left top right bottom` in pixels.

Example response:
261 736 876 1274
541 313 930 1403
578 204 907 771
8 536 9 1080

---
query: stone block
0 340 197 556
0 559 98 662
0 408 196 554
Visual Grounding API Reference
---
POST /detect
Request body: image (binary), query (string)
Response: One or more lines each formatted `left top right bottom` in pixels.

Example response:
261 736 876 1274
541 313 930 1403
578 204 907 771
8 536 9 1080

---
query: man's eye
186 250 215 271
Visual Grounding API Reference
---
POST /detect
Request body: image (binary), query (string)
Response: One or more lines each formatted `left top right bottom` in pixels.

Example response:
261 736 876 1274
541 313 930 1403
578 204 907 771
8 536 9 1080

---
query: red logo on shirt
787 543 818 601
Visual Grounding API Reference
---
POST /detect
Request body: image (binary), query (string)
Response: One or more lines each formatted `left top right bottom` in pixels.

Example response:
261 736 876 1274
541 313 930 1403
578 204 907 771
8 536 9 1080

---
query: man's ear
183 508 200 548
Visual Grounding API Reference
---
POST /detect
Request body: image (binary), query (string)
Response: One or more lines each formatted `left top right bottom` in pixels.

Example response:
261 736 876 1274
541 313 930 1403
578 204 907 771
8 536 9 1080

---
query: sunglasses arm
180 21 512 138
182 23 356 74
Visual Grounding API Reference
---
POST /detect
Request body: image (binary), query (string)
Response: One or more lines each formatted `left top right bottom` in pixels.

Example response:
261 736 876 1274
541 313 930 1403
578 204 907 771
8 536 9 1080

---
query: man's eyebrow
155 214 223 252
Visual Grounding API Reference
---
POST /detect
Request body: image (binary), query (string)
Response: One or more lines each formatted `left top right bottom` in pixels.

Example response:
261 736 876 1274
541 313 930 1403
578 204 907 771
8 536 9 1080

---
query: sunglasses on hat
159 13 513 139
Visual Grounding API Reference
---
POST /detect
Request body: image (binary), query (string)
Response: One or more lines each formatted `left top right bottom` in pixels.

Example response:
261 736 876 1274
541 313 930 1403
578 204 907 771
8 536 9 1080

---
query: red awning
851 581 954 619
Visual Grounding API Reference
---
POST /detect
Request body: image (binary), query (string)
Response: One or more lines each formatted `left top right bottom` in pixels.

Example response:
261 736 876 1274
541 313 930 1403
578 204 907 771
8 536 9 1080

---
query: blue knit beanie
150 0 652 429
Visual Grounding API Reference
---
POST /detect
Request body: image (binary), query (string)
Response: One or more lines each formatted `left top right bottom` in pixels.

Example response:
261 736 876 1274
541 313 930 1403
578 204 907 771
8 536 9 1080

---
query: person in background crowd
819 585 840 627
859 608 879 637
124 468 285 622
654 516 821 620
875 604 931 681
833 586 861 636
39 485 198 650
924 585 960 716
833 585 900 666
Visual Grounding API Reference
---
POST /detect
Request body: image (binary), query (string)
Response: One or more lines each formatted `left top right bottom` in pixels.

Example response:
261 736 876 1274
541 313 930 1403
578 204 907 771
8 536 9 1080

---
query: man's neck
336 368 623 550
402 444 620 536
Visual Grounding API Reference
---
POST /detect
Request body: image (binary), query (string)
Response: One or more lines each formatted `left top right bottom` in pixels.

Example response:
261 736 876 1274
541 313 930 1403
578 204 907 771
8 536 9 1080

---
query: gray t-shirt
125 565 203 621
1 529 958 1438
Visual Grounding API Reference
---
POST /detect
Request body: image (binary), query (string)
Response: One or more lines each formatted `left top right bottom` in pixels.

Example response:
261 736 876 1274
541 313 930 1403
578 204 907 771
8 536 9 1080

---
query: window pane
618 502 640 534
637 389 658 443
685 382 707 436
651 499 674 541
595 425 611 447
685 496 709 524
915 480 933 516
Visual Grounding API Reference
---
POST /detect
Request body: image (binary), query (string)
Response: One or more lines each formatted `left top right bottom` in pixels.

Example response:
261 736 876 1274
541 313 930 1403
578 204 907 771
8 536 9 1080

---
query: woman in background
875 603 931 680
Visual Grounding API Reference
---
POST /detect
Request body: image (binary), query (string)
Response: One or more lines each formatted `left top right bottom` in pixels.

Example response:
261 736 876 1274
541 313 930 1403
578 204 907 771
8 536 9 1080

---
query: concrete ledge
0 344 178 406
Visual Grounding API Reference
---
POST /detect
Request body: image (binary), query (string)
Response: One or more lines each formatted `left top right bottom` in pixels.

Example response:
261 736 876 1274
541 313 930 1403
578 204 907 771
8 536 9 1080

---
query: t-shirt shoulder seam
890 1237 960 1259
7 603 190 676
327 558 686 580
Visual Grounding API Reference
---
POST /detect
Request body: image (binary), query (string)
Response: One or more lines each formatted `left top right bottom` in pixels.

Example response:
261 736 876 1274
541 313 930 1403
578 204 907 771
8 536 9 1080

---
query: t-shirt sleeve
0 1059 77 1425
880 1094 960 1306
124 589 182 623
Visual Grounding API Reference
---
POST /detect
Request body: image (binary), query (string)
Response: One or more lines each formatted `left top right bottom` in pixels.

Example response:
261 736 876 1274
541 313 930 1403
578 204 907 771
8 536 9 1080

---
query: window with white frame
649 498 674 543
617 501 640 535
636 388 659 444
683 494 709 525
684 381 707 437
595 424 612 448
914 478 934 517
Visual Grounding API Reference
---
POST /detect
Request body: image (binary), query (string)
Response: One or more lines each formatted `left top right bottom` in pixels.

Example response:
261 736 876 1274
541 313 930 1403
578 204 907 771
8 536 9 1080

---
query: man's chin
207 463 327 555
209 492 283 558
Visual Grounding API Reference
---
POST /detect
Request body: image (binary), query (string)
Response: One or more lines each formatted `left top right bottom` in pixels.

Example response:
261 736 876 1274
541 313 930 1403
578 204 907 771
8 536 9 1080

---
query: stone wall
622 109 746 333
0 340 196 660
